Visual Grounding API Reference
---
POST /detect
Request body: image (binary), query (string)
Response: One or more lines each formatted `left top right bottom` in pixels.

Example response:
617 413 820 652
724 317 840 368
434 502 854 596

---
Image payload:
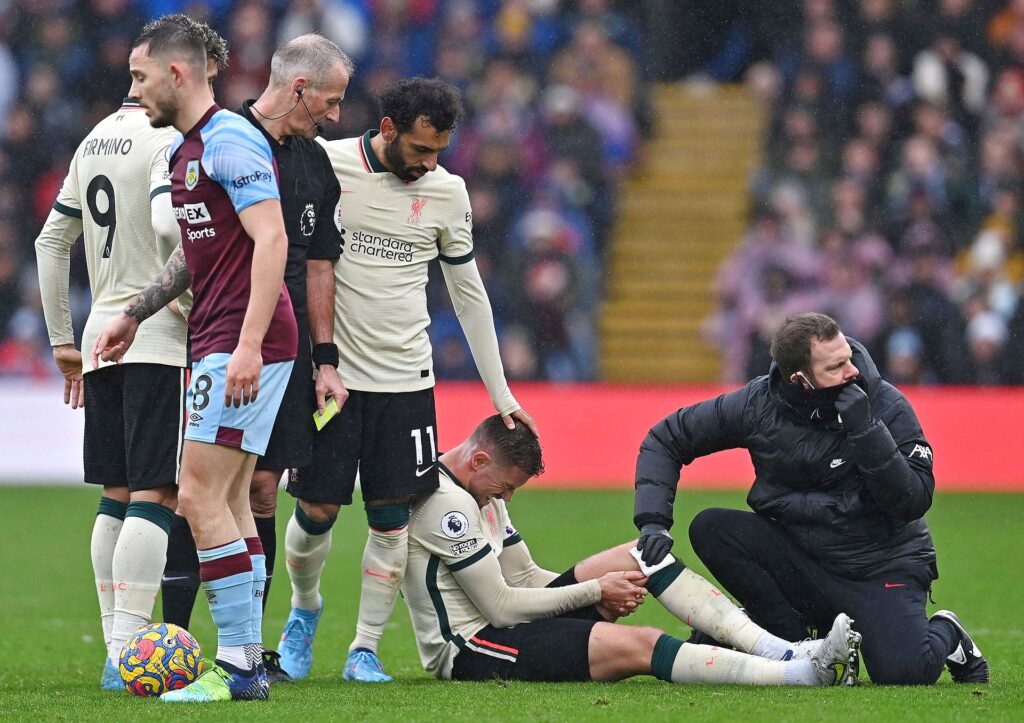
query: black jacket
633 340 938 580
237 101 342 359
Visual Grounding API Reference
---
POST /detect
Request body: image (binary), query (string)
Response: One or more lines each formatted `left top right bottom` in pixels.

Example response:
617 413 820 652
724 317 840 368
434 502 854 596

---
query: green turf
1 486 1021 721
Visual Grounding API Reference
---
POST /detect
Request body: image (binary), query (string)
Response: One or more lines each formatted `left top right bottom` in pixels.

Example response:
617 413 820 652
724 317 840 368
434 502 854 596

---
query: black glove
835 383 871 433
637 523 673 566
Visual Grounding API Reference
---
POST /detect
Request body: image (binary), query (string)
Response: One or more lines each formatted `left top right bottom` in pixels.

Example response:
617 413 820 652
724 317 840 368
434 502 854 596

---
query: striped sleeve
203 111 280 214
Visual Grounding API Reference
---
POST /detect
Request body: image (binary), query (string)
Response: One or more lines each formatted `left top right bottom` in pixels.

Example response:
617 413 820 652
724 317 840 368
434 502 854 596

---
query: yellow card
313 397 340 432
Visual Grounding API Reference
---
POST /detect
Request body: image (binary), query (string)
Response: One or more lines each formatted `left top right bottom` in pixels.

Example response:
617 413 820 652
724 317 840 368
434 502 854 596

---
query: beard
384 136 427 182
145 82 179 129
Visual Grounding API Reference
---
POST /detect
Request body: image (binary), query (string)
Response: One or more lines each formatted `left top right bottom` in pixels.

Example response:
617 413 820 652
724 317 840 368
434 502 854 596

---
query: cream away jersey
404 465 522 678
404 463 600 679
36 100 187 373
317 131 474 392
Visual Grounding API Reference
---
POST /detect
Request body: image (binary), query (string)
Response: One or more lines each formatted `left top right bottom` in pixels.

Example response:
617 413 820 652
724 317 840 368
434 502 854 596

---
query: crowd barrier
2 380 1020 490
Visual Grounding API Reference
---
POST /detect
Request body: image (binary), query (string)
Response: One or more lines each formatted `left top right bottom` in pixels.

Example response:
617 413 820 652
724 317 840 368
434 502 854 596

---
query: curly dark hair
376 77 464 134
132 14 207 74
470 416 544 478
138 14 228 71
770 312 842 377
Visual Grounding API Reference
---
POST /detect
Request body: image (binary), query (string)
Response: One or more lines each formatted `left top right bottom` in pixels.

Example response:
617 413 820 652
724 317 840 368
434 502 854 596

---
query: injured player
402 416 862 686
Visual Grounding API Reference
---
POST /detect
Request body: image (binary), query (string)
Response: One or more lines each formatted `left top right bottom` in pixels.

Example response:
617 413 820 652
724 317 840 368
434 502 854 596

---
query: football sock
198 538 254 671
651 635 789 685
92 497 127 662
160 514 200 629
349 523 408 654
254 515 276 611
109 502 174 662
285 504 334 611
648 563 766 656
246 537 266 652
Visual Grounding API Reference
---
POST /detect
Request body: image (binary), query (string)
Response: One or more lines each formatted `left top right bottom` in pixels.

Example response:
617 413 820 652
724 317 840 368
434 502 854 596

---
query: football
118 622 204 696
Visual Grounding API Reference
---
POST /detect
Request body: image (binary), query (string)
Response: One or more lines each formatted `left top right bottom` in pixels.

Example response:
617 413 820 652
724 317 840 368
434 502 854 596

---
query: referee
160 34 353 684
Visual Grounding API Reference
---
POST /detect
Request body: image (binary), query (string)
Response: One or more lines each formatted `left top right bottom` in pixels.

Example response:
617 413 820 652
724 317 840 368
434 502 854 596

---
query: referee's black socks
160 514 200 629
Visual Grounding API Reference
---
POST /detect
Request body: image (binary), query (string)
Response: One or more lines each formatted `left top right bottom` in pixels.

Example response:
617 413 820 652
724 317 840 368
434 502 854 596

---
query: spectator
276 0 370 61
964 310 1010 384
912 26 989 128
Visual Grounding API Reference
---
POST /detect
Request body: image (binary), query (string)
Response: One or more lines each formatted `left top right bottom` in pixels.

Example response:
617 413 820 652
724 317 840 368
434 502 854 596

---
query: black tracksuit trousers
688 508 958 685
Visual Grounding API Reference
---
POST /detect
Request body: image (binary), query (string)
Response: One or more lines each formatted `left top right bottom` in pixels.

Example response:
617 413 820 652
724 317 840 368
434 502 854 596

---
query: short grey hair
269 34 354 90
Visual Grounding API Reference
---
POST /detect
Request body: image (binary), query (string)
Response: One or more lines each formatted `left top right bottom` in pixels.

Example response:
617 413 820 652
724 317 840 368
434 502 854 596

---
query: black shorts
256 354 315 472
83 363 187 491
451 614 600 682
287 388 440 505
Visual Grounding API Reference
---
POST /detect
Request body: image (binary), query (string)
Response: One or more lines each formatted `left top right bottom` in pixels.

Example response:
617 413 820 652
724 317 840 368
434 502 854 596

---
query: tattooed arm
91 243 190 366
125 243 191 322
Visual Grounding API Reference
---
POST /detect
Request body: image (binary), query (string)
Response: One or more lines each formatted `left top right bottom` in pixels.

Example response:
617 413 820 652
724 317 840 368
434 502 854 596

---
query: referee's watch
312 343 339 368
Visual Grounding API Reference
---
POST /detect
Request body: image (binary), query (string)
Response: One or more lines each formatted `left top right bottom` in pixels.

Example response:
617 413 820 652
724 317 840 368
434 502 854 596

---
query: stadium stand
704 0 1024 384
6 1 1024 386
0 0 652 382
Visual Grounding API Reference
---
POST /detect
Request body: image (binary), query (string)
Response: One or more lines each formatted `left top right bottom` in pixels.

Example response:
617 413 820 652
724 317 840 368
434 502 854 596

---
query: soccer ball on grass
118 622 204 696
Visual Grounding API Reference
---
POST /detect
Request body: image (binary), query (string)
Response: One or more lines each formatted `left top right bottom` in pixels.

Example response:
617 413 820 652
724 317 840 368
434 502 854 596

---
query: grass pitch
0 486 1021 721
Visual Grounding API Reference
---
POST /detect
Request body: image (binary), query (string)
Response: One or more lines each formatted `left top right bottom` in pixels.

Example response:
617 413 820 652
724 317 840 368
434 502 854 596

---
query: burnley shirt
168 104 297 363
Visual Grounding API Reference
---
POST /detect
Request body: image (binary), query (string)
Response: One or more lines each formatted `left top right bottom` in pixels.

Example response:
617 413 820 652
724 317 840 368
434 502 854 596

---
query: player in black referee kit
160 33 354 684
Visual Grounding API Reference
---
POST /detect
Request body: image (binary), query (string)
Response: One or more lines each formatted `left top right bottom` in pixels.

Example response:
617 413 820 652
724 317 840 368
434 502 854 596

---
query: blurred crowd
0 0 653 382
705 0 1024 385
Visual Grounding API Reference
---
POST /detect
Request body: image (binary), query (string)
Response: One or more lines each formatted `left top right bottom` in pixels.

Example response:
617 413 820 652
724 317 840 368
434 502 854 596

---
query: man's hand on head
637 523 673 566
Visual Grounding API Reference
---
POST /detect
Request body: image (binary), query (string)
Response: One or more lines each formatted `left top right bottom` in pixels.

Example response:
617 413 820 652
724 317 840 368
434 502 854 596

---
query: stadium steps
600 83 763 382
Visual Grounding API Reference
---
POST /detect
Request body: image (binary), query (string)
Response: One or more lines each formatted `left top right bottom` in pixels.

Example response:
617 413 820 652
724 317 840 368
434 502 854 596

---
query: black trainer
930 610 989 684
262 649 294 684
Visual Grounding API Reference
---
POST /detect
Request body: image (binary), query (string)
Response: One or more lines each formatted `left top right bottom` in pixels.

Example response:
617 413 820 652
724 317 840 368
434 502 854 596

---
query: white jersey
404 464 600 679
317 131 475 393
35 100 187 372
404 465 521 678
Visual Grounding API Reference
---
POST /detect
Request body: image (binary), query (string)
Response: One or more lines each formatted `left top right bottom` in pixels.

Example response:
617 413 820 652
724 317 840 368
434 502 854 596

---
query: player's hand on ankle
597 570 648 613
637 523 673 566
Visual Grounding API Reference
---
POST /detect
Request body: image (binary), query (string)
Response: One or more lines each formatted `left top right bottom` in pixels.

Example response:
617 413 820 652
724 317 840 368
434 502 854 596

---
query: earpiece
296 86 304 96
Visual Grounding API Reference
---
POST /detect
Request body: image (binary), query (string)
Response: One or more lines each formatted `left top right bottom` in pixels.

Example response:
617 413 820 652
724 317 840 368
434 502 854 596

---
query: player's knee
128 485 177 508
249 471 280 517
102 486 130 504
175 487 200 522
298 499 339 525
688 508 734 554
591 624 662 676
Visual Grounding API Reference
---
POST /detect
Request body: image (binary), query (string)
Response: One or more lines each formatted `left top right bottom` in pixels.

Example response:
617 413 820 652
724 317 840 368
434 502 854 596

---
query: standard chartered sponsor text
349 229 414 262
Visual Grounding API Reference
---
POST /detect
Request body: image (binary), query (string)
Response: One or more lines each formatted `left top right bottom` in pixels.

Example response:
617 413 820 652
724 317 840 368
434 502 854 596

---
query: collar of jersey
437 461 464 490
239 99 288 149
121 98 142 108
360 129 389 173
184 104 221 139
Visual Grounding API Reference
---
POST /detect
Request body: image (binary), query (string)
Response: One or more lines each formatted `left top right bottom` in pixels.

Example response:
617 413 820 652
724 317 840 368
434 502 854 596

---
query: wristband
312 343 339 368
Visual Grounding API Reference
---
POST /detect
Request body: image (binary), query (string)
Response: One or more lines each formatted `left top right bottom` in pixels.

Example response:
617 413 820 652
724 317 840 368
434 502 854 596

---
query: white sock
91 513 123 662
109 516 168 661
349 527 407 654
656 566 767 654
285 513 332 611
669 643 787 685
751 630 801 661
217 645 249 669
